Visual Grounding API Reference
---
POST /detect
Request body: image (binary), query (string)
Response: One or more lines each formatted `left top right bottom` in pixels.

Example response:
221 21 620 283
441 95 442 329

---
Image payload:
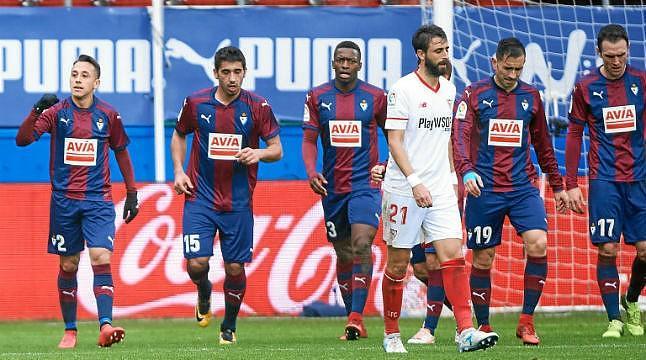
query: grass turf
0 312 644 359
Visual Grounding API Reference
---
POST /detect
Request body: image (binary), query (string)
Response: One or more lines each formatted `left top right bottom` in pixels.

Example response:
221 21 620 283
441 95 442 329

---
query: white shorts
382 190 463 249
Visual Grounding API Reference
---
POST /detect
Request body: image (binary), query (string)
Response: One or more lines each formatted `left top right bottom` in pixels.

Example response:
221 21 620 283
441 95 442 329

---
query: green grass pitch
0 312 644 359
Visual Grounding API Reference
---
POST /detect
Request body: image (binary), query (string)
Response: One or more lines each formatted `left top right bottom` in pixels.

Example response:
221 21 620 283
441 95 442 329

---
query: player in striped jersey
171 46 282 345
16 54 139 349
566 24 646 338
452 38 569 345
302 41 387 340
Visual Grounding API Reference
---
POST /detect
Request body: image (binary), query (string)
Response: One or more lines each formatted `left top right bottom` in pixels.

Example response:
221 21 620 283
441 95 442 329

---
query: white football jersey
383 72 456 197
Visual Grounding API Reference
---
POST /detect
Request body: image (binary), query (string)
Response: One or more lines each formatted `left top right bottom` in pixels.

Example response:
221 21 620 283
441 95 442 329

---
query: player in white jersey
380 24 498 354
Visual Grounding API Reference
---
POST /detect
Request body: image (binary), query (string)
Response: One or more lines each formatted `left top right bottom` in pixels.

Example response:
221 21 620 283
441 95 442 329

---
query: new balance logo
472 291 487 301
354 276 367 285
321 102 332 111
201 114 212 123
482 99 494 108
593 90 604 99
60 118 70 125
61 290 75 298
227 292 242 301
101 286 114 293
604 281 618 289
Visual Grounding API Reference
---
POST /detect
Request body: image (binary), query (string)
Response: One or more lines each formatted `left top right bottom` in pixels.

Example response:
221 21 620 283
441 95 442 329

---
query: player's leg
182 201 217 328
426 192 498 352
323 194 354 318
344 191 380 340
49 193 84 349
408 247 445 345
217 209 254 344
84 200 125 347
588 180 624 337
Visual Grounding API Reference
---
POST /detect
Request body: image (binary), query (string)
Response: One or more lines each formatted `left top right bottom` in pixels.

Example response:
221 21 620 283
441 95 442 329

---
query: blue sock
522 255 547 315
58 267 78 330
470 266 491 326
336 261 353 315
597 254 620 321
92 264 114 327
424 269 445 334
350 258 372 314
221 269 246 332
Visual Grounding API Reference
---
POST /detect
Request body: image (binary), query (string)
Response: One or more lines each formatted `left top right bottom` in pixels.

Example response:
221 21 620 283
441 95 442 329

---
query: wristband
463 171 478 184
406 173 422 188
450 171 458 185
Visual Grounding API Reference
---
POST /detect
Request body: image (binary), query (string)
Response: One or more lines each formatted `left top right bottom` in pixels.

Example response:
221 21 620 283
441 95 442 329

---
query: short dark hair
214 46 246 71
73 54 101 78
412 24 447 54
334 41 361 60
496 37 526 60
597 24 629 52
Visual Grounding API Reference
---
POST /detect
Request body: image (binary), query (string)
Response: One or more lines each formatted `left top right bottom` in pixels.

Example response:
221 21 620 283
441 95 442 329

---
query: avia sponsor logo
329 120 361 148
602 105 636 133
418 116 451 132
0 39 150 93
488 119 523 147
208 133 242 160
63 138 98 166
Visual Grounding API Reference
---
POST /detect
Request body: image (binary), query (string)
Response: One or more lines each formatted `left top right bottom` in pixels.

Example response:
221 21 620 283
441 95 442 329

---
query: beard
424 58 448 77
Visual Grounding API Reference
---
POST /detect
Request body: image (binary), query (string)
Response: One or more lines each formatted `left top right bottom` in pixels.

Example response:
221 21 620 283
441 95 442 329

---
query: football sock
470 266 491 326
626 256 646 303
350 256 372 314
336 260 353 315
92 264 114 327
441 258 473 333
597 254 620 321
424 269 445 334
221 269 246 332
522 255 547 315
58 266 78 331
382 270 405 335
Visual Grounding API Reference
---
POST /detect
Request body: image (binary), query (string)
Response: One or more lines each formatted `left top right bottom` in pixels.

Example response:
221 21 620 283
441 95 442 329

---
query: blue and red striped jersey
32 96 130 201
302 80 386 194
452 77 563 192
566 65 646 189
175 87 280 211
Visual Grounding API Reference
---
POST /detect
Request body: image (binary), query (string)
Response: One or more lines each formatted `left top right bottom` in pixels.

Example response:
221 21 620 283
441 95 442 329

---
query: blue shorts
410 243 436 265
48 192 115 255
588 179 646 244
465 187 547 250
321 190 381 242
182 200 253 263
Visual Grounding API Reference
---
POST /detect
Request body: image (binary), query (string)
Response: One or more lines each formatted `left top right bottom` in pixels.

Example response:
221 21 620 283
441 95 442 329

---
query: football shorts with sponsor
465 187 547 250
588 179 646 245
182 200 253 262
382 191 462 249
48 191 115 255
322 189 381 242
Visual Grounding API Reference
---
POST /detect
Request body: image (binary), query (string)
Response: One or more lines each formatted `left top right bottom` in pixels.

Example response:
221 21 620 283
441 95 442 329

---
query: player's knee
425 255 441 271
333 241 353 264
186 259 209 280
636 247 646 263
412 263 427 282
472 249 494 269
60 261 79 273
352 238 372 259
597 243 619 257
224 262 244 276
386 261 408 277
525 241 547 257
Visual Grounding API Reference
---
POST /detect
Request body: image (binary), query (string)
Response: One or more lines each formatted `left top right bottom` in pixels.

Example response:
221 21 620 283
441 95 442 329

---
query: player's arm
302 127 328 196
171 98 196 196
16 94 58 146
387 129 432 208
115 148 138 223
565 84 587 214
452 91 483 197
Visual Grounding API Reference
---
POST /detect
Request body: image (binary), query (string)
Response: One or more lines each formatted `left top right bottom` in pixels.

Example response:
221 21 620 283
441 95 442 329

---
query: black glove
123 191 139 224
33 94 59 115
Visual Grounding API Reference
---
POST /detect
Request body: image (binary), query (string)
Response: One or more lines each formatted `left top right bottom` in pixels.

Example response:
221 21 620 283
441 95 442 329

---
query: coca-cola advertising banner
0 181 640 321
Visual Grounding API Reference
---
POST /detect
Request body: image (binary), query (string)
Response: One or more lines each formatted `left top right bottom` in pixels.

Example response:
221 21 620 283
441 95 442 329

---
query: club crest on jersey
488 118 523 147
329 120 361 148
64 138 98 166
208 133 242 160
602 105 636 133
96 118 104 131
388 92 396 106
240 112 248 125
360 99 368 111
455 101 467 120
521 99 529 111
590 223 596 235
631 83 639 95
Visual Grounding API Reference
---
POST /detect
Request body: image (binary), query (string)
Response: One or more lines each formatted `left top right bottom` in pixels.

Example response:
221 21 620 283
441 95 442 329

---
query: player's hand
412 183 433 208
173 170 194 196
123 191 139 224
463 171 483 197
370 164 386 182
554 190 569 214
33 94 59 115
566 187 585 214
308 173 328 197
235 147 262 165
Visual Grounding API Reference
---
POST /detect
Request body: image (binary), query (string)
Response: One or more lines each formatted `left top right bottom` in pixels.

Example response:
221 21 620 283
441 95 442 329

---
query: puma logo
227 292 242 301
261 100 269 107
593 90 604 99
482 99 494 108
101 286 114 293
59 118 70 125
200 114 212 123
338 283 349 291
538 280 546 285
354 276 367 285
321 102 332 111
61 290 75 297
604 281 618 289
472 291 487 301
427 304 436 312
